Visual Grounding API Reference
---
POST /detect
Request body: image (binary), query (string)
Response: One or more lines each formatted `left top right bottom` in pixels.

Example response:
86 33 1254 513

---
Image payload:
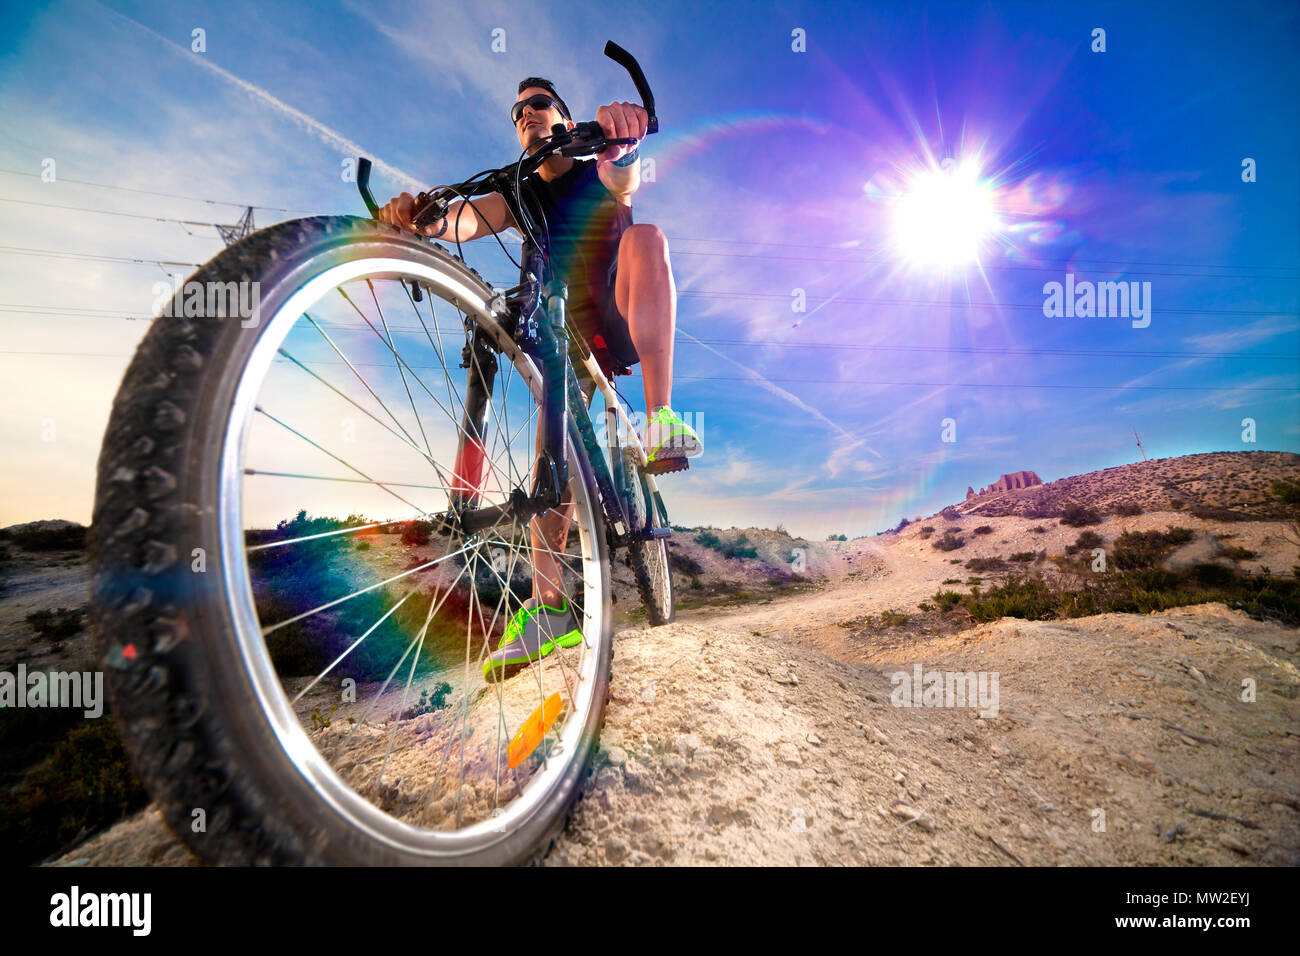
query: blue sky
1 0 1297 537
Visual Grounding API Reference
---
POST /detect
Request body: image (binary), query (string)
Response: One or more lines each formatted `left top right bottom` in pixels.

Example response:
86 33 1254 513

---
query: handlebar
357 41 658 231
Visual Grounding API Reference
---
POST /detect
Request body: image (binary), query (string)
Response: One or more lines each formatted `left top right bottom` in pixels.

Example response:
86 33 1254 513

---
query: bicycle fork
447 280 570 535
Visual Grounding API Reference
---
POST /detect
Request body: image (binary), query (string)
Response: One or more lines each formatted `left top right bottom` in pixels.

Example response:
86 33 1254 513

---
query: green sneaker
645 407 702 463
483 597 583 682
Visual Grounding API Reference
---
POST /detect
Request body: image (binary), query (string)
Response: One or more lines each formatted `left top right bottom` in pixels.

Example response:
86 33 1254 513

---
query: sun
892 158 1001 268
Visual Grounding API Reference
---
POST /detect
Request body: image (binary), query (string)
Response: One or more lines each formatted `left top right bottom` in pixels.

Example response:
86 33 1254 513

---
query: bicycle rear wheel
90 216 611 865
620 447 675 625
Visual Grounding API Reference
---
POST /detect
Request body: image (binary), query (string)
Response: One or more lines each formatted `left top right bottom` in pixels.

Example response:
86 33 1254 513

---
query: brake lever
411 192 449 230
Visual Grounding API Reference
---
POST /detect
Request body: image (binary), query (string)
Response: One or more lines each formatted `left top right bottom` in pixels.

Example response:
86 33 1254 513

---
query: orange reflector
508 693 564 769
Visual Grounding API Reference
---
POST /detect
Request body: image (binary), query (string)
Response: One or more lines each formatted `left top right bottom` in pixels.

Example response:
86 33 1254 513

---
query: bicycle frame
475 181 670 547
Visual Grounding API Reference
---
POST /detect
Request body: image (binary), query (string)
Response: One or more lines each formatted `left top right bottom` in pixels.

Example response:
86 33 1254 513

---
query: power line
3 181 1297 279
665 234 1300 273
0 196 222 227
0 245 202 269
5 248 1293 317
686 338 1300 361
7 304 1299 363
673 290 1298 317
671 375 1296 391
1 349 1293 392
0 168 313 214
668 247 1300 281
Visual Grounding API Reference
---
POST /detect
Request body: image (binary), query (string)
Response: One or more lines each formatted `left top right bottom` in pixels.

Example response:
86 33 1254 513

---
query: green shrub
973 525 994 535
1221 545 1256 561
693 530 758 560
694 530 721 550
1190 505 1245 522
1110 527 1193 570
962 574 1057 622
1066 530 1104 555
1112 530 1172 569
1190 562 1235 588
397 682 452 719
401 520 433 546
1009 551 1037 562
1113 501 1143 516
966 556 1007 572
1060 503 1102 527
5 524 87 551
942 578 961 585
932 590 963 612
826 533 847 541
932 532 966 552
673 552 705 577
879 610 909 628
0 718 148 865
25 608 85 640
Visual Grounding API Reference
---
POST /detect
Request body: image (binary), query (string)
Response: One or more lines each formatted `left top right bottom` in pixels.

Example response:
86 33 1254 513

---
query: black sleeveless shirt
517 158 632 322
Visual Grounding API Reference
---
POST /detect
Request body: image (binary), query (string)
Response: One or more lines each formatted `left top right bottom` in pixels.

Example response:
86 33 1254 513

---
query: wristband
612 146 640 168
427 216 448 239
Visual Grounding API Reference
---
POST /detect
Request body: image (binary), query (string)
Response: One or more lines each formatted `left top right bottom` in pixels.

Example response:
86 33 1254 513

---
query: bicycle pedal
645 457 689 475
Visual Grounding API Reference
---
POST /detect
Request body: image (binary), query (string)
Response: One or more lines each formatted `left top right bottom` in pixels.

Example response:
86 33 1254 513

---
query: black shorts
594 256 638 367
573 256 638 400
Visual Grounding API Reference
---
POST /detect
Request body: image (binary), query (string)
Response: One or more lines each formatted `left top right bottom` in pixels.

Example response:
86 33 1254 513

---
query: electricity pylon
216 206 256 246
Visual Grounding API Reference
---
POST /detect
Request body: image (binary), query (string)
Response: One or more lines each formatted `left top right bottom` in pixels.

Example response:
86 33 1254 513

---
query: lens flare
892 159 1001 267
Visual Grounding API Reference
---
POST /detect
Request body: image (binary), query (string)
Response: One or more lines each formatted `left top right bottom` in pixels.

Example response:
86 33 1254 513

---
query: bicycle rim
220 252 608 856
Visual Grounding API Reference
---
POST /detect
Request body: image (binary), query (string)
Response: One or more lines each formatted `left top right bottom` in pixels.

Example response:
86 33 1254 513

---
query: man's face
514 86 570 150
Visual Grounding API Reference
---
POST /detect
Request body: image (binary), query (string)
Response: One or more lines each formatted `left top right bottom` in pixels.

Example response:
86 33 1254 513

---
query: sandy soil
43 512 1299 867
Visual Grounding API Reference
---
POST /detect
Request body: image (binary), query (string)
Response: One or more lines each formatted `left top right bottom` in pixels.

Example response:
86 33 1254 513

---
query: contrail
98 3 424 192
677 329 881 466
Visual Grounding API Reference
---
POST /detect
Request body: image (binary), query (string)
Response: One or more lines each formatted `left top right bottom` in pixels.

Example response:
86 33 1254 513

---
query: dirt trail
48 521 1299 867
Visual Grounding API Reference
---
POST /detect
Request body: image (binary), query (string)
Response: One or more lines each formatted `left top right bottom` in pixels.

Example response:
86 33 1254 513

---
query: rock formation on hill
967 470 1044 499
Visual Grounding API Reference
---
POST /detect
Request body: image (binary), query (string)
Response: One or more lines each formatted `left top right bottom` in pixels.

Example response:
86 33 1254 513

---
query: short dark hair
516 77 571 120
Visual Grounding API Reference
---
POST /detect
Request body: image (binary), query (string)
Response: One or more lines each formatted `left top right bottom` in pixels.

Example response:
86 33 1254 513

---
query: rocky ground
39 514 1300 867
10 450 1299 865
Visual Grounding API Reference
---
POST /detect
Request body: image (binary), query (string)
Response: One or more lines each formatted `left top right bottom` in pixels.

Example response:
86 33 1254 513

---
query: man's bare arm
594 100 648 205
597 160 639 206
378 190 517 241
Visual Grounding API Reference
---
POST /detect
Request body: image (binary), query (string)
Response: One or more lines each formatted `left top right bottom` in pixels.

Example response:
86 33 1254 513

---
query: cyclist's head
514 77 572 148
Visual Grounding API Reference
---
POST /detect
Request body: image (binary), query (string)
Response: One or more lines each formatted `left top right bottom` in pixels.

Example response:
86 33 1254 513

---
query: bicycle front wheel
90 216 612 865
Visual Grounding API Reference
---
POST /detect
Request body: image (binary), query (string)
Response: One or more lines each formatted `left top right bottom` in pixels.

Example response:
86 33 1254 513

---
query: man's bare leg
531 504 572 608
530 382 595 608
614 223 676 414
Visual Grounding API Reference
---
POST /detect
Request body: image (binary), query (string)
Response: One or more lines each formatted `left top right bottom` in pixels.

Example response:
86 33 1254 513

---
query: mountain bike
89 42 676 865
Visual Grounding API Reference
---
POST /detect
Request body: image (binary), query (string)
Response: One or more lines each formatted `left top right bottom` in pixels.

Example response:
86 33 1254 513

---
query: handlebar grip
356 157 380 218
603 41 658 135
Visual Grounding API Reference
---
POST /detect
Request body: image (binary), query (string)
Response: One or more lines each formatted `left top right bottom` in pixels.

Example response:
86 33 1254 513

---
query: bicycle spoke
247 520 386 553
291 590 413 705
276 347 451 477
245 469 455 493
305 310 427 455
261 539 479 636
366 279 433 458
254 406 435 518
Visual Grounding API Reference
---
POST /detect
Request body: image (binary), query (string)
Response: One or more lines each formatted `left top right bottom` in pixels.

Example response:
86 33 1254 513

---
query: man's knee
620 223 669 264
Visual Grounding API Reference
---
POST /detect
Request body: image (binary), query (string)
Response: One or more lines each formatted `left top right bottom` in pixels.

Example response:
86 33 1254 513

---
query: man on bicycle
379 78 699 679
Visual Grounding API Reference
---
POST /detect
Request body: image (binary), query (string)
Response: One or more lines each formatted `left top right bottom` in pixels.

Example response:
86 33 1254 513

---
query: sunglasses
511 93 563 125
